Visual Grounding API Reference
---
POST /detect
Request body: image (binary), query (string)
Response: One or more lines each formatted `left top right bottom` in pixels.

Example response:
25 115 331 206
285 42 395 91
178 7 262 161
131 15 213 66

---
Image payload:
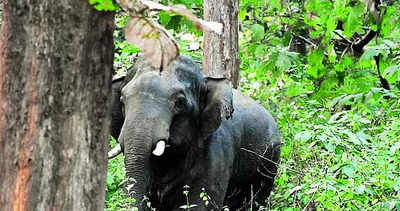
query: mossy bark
203 0 240 88
0 0 114 210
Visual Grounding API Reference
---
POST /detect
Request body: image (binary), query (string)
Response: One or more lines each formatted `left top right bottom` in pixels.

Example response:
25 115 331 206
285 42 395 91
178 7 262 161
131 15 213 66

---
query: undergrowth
248 73 400 210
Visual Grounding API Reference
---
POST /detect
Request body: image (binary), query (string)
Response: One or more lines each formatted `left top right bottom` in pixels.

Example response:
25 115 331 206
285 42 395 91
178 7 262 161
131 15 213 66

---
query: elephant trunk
121 109 171 209
124 136 152 209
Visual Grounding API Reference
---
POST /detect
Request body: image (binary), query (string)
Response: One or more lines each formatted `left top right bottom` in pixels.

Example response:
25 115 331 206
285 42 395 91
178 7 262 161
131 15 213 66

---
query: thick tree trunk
203 0 240 88
0 0 114 210
0 0 3 33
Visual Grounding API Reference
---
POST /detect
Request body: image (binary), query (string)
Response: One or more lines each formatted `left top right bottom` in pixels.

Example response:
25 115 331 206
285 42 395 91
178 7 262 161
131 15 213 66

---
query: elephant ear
199 77 234 140
111 76 126 140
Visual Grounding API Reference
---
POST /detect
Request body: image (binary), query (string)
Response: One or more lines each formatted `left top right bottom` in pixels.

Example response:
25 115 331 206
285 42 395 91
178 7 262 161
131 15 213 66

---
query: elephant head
110 55 233 209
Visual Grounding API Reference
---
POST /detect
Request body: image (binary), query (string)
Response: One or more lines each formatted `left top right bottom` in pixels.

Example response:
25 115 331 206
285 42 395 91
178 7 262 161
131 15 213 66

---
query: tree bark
203 0 240 88
0 0 3 33
0 0 114 210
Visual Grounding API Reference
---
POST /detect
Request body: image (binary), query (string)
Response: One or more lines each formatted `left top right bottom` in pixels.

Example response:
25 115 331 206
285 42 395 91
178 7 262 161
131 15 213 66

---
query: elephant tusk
108 143 122 159
152 140 166 156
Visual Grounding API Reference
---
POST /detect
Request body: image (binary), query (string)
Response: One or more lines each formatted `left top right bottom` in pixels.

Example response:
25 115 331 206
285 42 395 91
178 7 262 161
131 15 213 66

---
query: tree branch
291 32 316 47
352 30 377 56
333 30 352 44
374 55 391 90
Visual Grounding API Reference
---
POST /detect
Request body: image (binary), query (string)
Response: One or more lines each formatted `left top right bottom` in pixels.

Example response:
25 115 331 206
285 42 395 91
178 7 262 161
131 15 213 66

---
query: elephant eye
174 96 187 113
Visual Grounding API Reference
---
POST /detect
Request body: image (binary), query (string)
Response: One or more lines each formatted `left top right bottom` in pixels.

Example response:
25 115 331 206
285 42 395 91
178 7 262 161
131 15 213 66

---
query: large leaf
361 48 380 61
276 51 291 71
268 0 281 10
381 6 395 36
89 0 118 11
343 2 365 38
383 65 400 83
125 16 179 69
307 48 325 79
250 24 264 41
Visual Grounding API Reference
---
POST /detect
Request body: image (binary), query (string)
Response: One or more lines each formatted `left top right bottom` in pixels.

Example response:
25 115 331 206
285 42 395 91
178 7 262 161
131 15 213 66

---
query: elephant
108 55 281 210
111 74 125 141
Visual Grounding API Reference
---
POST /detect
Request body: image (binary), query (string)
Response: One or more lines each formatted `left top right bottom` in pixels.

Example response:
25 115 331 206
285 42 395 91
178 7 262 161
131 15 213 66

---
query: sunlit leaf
294 131 313 142
307 48 325 79
383 65 400 83
89 0 119 11
269 0 281 10
343 2 365 38
361 48 380 61
159 12 172 26
276 52 291 71
342 165 355 178
250 24 264 41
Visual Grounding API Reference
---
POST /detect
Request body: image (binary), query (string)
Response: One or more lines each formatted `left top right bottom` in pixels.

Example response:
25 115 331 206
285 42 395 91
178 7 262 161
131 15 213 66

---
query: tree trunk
0 0 114 210
203 0 240 88
0 0 3 33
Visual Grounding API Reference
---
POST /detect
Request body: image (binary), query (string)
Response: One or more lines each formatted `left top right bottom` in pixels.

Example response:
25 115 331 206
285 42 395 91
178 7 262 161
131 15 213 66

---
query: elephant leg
253 139 281 207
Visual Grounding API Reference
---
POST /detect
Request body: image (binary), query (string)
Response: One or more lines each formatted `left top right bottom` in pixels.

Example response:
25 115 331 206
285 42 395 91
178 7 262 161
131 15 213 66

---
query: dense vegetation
105 0 400 210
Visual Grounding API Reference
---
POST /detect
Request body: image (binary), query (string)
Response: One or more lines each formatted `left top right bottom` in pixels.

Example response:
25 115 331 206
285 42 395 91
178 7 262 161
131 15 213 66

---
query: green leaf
381 7 395 36
307 48 325 78
89 0 118 11
383 65 399 83
327 44 336 63
269 0 281 10
390 142 400 155
276 52 291 71
294 131 313 142
354 184 366 194
107 173 114 187
250 24 264 41
382 40 396 48
322 140 335 151
343 2 365 38
254 45 267 58
159 12 172 26
239 9 247 21
342 165 355 178
326 16 337 32
396 202 400 211
334 0 346 18
361 48 380 61
394 180 400 192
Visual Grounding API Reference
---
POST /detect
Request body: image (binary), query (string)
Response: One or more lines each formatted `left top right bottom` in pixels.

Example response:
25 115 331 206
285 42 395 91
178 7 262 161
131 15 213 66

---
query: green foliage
113 14 139 74
89 0 118 11
254 78 400 209
157 0 204 35
343 2 365 38
106 137 136 210
307 48 326 79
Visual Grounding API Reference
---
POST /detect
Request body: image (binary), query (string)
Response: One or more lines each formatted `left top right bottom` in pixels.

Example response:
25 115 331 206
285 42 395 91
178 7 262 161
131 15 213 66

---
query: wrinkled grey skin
112 55 281 210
